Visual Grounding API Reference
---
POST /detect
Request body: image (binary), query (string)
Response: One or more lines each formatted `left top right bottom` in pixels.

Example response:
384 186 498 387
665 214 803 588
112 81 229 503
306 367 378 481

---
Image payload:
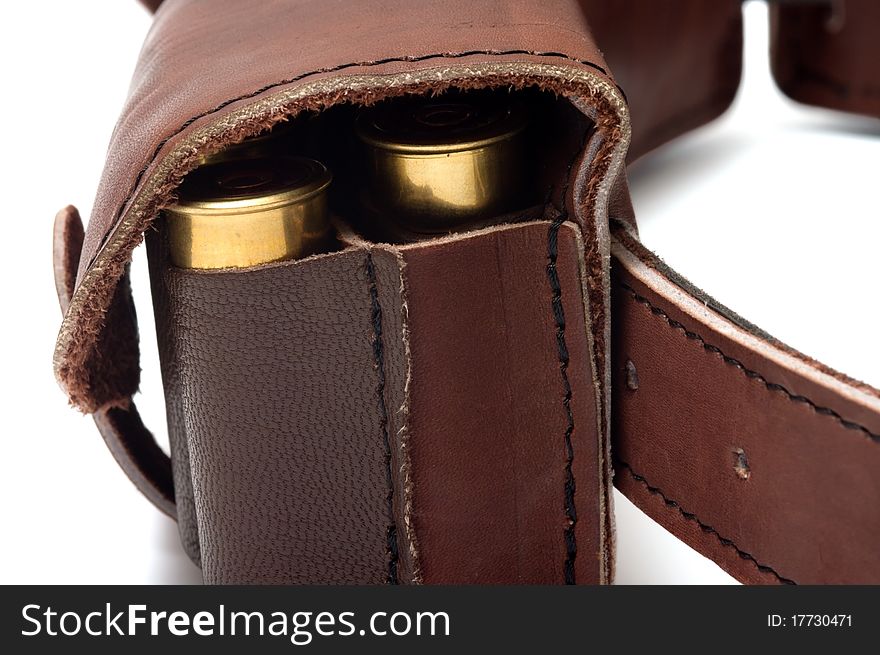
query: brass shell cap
355 92 530 233
356 94 527 154
165 156 332 269
171 156 331 215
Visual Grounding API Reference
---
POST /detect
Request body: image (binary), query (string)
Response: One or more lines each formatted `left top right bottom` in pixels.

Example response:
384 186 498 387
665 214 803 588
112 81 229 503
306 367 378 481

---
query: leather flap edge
54 59 630 413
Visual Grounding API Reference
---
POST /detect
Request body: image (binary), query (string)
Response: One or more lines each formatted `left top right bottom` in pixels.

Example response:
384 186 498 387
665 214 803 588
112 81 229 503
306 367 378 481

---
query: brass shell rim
355 99 528 155
356 122 526 154
168 158 332 216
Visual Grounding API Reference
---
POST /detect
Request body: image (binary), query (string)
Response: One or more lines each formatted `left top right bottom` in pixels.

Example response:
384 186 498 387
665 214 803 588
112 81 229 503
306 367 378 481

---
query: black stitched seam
621 282 880 443
544 118 597 585
548 218 577 585
89 48 617 268
366 252 399 585
616 459 796 585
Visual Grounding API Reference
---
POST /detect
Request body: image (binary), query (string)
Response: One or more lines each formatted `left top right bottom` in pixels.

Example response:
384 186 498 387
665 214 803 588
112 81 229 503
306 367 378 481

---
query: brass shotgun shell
165 156 332 269
356 93 528 234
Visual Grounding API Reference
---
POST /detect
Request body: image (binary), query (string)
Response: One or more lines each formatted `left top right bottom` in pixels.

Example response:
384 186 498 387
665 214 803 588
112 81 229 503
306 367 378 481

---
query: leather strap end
54 204 176 518
53 205 84 316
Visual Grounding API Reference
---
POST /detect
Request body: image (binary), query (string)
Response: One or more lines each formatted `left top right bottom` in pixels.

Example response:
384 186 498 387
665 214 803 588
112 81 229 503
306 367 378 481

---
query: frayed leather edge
54 59 630 414
611 220 880 413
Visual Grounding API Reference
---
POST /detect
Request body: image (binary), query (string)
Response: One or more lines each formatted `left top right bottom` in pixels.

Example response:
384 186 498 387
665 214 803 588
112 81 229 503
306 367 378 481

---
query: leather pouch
53 0 880 584
54 0 630 584
149 214 608 584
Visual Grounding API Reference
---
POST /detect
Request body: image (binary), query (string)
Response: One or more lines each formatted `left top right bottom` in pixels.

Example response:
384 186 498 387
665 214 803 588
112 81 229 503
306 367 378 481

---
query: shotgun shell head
356 92 528 234
165 156 332 269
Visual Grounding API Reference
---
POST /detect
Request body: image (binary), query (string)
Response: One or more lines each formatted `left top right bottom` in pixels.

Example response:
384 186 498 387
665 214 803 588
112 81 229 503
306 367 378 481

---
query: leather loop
92 405 176 518
53 206 176 518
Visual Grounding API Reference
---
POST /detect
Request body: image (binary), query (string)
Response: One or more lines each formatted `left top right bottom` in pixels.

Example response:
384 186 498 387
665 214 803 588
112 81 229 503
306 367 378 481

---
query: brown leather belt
52 0 880 584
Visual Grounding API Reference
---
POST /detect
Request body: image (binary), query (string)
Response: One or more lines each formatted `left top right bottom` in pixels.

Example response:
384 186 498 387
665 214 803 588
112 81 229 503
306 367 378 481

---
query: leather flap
52 0 630 415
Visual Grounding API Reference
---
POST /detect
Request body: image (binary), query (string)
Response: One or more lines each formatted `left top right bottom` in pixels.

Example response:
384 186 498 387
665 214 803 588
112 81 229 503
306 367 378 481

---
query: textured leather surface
54 206 176 518
147 232 200 558
610 225 880 584
52 0 880 585
159 247 393 584
771 0 880 119
151 220 606 584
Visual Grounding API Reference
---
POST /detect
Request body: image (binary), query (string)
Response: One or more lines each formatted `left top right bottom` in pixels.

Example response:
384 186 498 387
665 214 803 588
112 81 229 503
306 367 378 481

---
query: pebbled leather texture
158 247 394 584
53 0 880 584
147 232 199 558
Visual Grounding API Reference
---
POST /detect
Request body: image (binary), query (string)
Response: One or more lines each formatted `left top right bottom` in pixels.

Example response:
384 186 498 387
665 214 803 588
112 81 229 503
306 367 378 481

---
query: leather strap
53 206 176 518
610 224 880 584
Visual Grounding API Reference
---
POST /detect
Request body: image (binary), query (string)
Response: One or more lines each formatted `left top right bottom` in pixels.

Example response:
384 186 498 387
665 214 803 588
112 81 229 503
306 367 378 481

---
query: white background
0 1 876 584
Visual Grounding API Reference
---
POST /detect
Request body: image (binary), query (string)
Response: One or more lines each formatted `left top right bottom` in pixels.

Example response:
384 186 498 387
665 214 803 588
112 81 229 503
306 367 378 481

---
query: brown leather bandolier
52 0 880 584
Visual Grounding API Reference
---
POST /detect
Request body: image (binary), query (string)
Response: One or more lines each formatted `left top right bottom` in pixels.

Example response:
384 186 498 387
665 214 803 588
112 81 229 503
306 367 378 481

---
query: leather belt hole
625 360 639 391
733 448 751 481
